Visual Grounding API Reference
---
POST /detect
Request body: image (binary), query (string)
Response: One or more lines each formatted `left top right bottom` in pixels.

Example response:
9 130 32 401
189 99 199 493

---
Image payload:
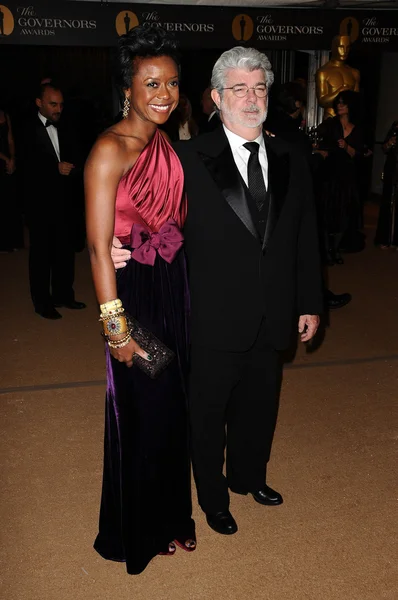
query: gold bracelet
107 330 131 344
100 298 122 314
102 315 128 337
108 334 132 349
99 307 125 321
105 326 132 340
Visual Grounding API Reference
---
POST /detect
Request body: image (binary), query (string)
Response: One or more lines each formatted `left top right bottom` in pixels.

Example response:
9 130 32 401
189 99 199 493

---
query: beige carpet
1 204 397 600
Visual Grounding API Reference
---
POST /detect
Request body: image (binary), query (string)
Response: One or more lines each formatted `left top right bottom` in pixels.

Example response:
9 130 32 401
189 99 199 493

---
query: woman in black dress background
317 91 364 265
0 105 23 251
374 120 398 248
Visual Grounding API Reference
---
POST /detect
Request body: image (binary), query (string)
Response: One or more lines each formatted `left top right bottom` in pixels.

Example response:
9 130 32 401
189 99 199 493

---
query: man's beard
221 100 267 129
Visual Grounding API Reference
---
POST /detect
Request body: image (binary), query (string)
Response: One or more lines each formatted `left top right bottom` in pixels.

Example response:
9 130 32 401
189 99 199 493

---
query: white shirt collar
38 111 47 126
222 124 264 153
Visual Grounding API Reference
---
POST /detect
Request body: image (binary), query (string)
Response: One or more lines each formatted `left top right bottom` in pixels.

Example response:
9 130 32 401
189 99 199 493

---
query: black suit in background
197 111 220 135
175 127 323 514
21 116 84 312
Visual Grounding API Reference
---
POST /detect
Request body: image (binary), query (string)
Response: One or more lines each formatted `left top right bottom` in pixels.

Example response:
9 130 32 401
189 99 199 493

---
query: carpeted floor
1 203 397 600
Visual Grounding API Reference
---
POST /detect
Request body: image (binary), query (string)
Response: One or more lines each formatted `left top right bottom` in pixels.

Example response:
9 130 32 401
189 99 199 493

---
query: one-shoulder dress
94 129 195 575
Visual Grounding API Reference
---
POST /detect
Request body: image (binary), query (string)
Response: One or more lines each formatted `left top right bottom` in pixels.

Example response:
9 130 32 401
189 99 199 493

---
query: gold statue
316 35 360 119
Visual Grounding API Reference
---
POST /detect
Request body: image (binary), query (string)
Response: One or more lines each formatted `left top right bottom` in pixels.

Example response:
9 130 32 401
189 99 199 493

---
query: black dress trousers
28 210 75 311
188 319 282 514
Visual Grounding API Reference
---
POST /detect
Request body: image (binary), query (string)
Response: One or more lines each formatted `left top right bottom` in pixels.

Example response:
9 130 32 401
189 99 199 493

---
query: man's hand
111 236 131 269
298 314 320 343
58 161 75 176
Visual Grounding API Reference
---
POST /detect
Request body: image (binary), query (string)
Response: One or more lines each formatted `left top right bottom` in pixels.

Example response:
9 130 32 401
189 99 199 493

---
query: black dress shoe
326 291 352 310
230 485 283 506
54 300 87 310
206 511 238 535
35 307 62 320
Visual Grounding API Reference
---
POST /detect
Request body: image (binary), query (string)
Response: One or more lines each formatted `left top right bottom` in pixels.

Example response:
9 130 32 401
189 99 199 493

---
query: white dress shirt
223 124 268 190
38 111 60 161
178 121 191 141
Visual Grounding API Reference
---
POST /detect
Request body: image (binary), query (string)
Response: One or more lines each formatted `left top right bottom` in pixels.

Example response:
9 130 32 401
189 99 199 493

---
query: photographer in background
374 121 398 249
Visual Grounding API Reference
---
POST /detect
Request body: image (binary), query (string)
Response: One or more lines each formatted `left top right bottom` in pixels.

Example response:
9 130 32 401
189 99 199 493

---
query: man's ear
211 89 221 111
35 98 41 109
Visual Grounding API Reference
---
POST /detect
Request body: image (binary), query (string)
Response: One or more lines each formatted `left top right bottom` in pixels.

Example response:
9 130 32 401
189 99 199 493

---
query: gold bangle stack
107 331 132 349
99 298 132 346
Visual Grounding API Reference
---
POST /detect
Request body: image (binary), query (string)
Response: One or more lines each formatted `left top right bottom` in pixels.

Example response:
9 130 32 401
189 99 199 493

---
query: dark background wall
0 43 382 143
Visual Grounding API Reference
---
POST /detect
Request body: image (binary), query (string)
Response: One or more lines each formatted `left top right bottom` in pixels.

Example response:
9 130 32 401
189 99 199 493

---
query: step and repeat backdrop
0 1 397 50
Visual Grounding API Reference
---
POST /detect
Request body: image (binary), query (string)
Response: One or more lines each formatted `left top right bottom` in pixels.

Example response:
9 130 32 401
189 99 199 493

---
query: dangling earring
123 96 130 119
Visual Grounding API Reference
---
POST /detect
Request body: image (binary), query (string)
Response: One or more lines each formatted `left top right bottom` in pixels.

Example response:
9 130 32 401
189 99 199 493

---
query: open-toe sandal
174 537 197 552
159 541 176 556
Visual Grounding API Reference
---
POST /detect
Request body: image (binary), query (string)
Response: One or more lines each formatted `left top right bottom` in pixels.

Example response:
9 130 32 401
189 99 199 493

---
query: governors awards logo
0 5 14 36
116 11 139 36
232 14 253 43
339 16 359 43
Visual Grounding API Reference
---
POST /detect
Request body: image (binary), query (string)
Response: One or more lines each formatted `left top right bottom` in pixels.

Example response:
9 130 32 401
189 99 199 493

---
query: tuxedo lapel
197 131 259 242
57 126 65 162
35 117 59 162
263 136 290 250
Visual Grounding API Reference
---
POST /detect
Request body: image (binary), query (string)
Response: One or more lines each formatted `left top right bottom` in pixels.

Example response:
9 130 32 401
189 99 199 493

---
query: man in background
197 86 220 134
21 82 86 319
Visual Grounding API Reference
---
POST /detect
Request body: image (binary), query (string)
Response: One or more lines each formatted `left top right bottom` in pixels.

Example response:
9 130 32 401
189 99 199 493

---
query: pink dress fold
114 129 187 244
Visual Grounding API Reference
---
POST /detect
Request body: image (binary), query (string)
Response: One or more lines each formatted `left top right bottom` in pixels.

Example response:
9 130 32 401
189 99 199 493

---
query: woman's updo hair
332 90 361 124
115 26 180 91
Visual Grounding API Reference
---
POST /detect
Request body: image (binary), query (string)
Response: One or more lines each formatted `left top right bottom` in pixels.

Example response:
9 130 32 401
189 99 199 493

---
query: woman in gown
84 26 196 575
374 120 398 248
317 91 363 265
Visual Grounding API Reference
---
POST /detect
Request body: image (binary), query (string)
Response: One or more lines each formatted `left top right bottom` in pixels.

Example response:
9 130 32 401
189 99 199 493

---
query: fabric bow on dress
130 218 184 266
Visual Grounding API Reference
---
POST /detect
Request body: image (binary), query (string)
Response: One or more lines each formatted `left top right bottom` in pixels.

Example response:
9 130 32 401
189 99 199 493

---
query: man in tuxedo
22 83 86 319
197 86 220 134
112 47 322 535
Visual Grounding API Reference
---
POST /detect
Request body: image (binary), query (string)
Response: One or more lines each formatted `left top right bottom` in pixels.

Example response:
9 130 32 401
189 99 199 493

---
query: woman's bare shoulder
87 129 141 175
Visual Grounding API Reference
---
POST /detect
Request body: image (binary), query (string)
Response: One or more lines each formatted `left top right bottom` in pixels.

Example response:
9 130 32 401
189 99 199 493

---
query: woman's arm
84 135 149 366
84 135 127 305
338 123 363 158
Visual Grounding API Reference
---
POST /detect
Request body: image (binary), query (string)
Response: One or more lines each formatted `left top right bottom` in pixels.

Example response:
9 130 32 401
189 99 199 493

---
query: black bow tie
45 120 58 128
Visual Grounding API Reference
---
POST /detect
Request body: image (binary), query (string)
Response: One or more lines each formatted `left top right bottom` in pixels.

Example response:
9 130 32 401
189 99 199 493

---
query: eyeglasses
222 84 268 98
222 85 267 98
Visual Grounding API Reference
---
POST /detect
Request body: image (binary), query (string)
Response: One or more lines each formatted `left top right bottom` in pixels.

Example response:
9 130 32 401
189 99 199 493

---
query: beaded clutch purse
126 315 175 379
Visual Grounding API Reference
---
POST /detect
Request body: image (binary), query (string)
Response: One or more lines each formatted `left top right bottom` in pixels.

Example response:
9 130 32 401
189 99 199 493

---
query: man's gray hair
211 46 274 95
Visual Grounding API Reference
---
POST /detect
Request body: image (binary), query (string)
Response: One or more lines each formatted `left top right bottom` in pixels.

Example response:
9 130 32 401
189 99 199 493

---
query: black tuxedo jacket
175 126 323 352
21 115 84 225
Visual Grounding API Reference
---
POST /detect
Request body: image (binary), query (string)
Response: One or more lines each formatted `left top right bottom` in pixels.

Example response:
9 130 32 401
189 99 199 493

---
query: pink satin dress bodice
114 129 187 245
